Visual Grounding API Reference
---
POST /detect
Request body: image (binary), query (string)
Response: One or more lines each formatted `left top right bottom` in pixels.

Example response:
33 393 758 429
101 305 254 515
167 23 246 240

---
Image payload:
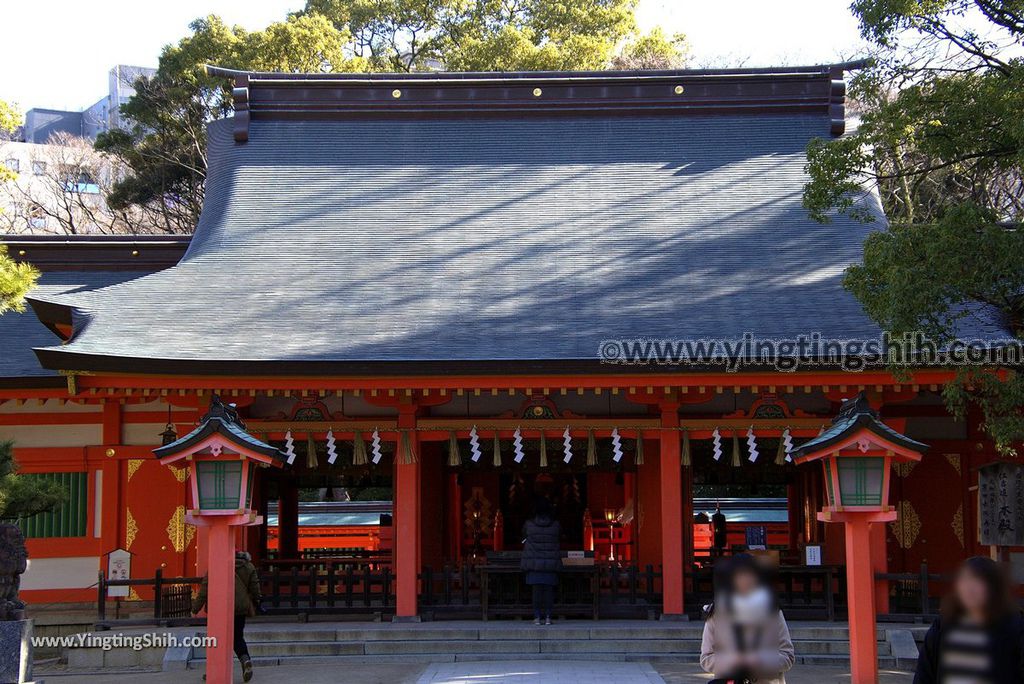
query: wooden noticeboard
106 548 131 598
978 462 1024 547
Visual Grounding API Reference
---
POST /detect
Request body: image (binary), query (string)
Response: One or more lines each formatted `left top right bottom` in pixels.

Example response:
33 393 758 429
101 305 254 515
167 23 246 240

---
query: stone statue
0 524 27 621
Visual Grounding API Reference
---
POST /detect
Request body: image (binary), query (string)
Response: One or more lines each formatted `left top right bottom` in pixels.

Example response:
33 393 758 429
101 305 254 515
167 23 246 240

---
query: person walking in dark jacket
194 550 262 682
914 556 1024 684
521 497 561 625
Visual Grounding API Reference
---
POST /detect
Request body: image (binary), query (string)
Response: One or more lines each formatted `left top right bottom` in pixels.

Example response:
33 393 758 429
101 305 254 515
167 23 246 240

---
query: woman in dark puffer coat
521 497 562 625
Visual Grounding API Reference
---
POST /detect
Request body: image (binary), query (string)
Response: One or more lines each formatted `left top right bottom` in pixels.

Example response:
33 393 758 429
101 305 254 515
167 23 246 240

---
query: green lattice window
18 471 87 538
836 457 885 506
195 461 242 509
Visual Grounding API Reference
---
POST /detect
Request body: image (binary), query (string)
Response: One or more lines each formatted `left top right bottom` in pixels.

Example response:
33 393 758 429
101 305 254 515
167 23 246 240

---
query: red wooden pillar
394 406 420 620
448 473 462 562
659 402 685 618
278 480 299 560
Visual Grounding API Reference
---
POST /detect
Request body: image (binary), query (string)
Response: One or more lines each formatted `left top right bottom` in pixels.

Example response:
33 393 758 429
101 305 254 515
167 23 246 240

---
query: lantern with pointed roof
153 395 284 521
790 392 927 521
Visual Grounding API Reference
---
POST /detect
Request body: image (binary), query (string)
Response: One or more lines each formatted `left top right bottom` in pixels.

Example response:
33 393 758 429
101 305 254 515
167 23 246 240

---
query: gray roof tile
28 111 920 372
1 271 151 379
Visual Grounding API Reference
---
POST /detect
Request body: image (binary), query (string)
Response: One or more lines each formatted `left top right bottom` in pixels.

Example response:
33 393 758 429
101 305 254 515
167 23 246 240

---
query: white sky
2 0 869 111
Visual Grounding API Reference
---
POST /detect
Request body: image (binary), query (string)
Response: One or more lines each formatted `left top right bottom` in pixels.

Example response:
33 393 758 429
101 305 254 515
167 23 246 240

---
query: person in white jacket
700 554 795 684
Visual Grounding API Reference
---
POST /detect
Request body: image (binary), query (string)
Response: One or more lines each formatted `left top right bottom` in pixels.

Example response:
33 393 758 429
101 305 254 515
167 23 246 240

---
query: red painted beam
70 369 964 393
0 410 196 426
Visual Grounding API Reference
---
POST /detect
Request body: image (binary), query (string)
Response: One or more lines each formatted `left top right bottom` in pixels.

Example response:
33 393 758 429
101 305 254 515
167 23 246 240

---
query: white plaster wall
122 399 169 413
122 422 165 446
0 424 101 447
21 556 100 590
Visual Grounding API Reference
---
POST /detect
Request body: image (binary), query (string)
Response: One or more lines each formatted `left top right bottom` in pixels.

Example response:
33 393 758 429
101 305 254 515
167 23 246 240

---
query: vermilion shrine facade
0 64 1003 620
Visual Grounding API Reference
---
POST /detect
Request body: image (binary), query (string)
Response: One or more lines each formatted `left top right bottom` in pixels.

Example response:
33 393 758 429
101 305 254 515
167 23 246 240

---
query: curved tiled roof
26 66 916 376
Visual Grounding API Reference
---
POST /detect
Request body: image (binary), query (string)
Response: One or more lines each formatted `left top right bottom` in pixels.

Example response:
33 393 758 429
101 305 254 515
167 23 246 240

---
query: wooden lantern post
153 396 284 684
791 393 927 684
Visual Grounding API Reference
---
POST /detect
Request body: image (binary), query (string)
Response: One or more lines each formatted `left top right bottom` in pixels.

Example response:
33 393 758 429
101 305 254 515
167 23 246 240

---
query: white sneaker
533 618 541 625
545 617 552 625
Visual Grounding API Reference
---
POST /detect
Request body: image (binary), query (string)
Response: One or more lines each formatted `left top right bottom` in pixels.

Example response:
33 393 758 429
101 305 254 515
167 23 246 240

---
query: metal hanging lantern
790 392 927 519
153 395 285 519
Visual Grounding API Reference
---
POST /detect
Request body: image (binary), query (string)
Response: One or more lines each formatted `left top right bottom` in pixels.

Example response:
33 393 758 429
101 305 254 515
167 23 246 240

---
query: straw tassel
681 430 691 467
586 430 597 467
492 433 502 467
539 433 548 468
731 432 741 467
447 431 461 467
352 431 368 466
399 430 417 464
774 436 787 466
306 433 319 468
634 430 644 465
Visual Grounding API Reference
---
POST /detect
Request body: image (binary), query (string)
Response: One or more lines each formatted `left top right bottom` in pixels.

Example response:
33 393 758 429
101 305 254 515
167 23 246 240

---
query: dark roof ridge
3 234 191 272
212 60 869 143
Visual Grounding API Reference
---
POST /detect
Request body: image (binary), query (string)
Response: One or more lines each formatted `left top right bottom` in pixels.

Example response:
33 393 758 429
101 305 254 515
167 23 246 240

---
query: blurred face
732 568 761 596
955 567 990 618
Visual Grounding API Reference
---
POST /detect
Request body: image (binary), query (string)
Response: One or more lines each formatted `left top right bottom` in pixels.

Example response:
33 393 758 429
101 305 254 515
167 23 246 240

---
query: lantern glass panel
245 464 256 509
196 460 243 509
836 457 884 506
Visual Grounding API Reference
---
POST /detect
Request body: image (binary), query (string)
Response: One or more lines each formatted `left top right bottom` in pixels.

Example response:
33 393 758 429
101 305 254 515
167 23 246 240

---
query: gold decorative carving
889 500 921 549
127 459 144 482
945 453 962 476
166 505 195 553
952 503 965 548
170 466 188 483
892 461 917 478
125 508 138 550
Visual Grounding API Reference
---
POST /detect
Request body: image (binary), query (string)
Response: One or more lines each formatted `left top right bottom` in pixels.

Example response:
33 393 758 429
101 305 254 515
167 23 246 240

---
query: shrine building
0 63 999 620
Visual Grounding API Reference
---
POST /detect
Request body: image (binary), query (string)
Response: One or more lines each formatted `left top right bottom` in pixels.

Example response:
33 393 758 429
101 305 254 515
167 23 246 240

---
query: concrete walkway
418 661 664 683
37 662 915 683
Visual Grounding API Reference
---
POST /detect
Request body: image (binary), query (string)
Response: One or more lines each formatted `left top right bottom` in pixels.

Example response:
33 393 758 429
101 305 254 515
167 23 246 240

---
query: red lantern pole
204 518 235 684
828 511 894 684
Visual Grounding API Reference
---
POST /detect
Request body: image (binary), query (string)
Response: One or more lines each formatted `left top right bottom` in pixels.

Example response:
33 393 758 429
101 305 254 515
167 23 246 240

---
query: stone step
368 639 544 656
197 637 882 659
237 625 874 643
191 652 903 668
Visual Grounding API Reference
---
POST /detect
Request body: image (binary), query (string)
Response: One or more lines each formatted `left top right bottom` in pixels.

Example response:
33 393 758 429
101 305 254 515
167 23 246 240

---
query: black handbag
709 677 754 684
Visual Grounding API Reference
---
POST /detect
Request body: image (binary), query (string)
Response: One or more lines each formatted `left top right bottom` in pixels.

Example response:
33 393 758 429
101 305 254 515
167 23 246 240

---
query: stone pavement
38 661 915 683
417 661 664 683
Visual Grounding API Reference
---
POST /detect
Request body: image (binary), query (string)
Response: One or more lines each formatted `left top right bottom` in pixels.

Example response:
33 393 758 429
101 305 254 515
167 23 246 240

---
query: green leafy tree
96 13 362 232
99 2 687 232
0 248 37 316
0 441 65 521
304 0 670 71
0 99 20 183
803 1 1024 451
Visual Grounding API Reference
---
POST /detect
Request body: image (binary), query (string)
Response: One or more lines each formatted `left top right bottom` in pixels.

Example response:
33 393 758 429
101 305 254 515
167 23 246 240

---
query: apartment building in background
20 65 155 144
